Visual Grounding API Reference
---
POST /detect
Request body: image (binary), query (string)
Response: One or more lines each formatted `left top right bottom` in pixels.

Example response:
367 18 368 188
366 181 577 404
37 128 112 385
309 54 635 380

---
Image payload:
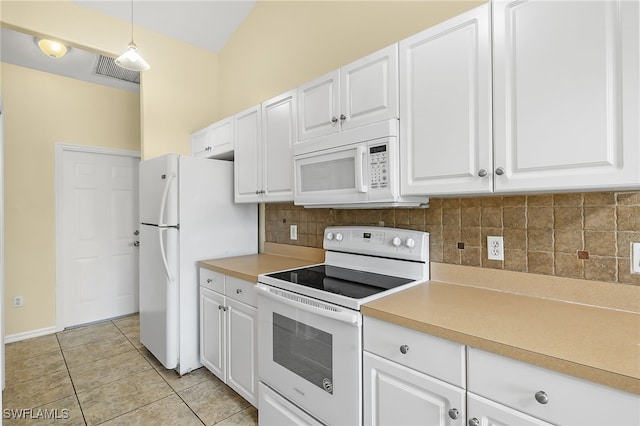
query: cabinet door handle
331 116 338 123
207 278 213 283
448 408 459 420
399 344 409 354
478 169 487 177
236 288 243 294
495 167 505 175
468 418 480 426
535 390 549 404
339 114 346 121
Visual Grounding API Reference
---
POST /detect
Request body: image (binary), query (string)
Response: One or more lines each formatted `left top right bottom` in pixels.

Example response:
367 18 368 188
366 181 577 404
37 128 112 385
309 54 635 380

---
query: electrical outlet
487 236 504 261
632 243 640 274
13 296 24 308
290 224 298 241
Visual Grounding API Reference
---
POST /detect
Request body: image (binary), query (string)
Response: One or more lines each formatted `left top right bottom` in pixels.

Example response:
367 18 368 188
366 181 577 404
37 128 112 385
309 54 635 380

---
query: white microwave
293 120 429 208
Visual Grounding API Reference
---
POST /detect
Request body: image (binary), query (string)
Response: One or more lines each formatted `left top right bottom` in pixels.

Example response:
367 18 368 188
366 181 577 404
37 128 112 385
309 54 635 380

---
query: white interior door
60 149 139 327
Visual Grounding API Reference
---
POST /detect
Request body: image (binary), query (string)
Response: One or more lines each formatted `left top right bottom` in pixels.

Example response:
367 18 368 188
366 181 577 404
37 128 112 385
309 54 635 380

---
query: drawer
199 268 225 293
225 276 257 307
363 316 466 388
468 348 640 426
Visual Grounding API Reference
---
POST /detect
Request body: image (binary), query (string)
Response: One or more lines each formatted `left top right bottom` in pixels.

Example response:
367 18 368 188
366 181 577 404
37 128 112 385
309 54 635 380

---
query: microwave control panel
369 144 389 190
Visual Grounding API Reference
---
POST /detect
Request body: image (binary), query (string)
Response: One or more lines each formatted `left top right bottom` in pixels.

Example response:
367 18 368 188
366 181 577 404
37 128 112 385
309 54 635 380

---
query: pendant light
115 0 150 71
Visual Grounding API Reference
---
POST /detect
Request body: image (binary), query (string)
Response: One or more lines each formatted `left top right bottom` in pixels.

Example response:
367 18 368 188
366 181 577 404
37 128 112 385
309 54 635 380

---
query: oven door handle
256 284 360 325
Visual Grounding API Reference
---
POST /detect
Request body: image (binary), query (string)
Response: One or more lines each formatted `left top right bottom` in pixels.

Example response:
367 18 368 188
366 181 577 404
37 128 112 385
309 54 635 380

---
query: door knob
133 241 140 247
495 167 505 175
133 230 139 236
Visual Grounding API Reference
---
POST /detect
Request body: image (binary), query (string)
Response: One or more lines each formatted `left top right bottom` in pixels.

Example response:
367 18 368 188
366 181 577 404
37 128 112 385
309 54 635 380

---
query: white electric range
257 226 430 425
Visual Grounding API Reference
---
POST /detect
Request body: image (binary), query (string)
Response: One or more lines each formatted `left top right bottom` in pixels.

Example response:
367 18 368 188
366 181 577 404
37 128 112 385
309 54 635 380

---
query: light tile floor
2 314 258 425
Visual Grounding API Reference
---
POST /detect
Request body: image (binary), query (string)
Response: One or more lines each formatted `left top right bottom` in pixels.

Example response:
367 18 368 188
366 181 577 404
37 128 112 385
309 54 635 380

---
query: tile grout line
55 332 89 426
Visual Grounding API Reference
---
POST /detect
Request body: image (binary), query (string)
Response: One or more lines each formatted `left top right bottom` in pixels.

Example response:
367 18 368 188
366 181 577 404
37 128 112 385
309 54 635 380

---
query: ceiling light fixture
36 38 68 59
115 0 150 72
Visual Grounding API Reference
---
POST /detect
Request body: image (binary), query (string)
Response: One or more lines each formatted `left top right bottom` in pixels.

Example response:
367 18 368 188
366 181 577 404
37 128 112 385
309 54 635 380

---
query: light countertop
362 264 640 395
197 246 639 395
198 242 324 283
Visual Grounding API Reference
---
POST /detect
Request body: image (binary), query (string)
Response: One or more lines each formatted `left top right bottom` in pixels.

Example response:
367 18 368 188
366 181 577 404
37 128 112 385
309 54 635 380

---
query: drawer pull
399 344 409 354
206 278 213 283
236 288 243 294
535 390 549 404
448 408 459 420
468 418 480 426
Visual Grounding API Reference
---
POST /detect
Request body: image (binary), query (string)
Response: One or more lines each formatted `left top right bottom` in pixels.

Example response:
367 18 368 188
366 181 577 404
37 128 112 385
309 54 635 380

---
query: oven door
257 284 362 426
294 141 369 206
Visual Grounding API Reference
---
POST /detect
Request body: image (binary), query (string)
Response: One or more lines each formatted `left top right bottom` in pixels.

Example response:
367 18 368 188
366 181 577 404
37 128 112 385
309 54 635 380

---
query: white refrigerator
139 154 257 375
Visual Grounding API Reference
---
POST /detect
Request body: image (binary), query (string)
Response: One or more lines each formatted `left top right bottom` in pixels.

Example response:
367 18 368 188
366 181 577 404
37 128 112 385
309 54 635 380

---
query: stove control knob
405 238 416 248
326 232 334 241
392 237 402 247
335 233 344 242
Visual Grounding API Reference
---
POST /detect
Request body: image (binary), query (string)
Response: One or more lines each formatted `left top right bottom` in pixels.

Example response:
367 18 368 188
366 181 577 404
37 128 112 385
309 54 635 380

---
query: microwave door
294 144 368 206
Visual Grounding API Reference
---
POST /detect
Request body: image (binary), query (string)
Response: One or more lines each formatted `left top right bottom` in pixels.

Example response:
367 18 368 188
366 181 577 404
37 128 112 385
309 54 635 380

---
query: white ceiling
72 1 256 53
0 1 256 93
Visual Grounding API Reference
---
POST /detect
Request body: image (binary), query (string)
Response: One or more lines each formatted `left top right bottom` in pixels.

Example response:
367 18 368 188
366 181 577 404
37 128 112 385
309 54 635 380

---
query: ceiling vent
94 54 140 84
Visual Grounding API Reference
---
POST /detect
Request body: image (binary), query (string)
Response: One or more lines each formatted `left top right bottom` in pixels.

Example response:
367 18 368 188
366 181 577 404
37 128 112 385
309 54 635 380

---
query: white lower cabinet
467 392 554 426
364 317 640 426
364 352 466 426
363 317 466 426
467 348 640 426
199 269 258 406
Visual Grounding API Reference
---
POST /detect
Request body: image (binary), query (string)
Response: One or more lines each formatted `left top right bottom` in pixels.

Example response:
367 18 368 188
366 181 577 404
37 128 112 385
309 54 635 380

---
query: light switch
632 243 640 274
290 224 298 241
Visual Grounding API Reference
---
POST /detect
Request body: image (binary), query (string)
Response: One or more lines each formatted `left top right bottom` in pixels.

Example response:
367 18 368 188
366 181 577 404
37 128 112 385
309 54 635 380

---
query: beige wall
218 0 483 117
1 0 219 160
1 63 141 335
1 0 221 335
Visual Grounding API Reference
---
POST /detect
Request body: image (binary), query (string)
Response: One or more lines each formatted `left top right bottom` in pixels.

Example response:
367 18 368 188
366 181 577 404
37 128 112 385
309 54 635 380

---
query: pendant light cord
130 0 134 43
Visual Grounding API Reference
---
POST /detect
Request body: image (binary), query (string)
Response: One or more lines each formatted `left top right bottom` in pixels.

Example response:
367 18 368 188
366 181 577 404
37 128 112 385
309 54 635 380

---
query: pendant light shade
115 0 150 71
115 42 150 71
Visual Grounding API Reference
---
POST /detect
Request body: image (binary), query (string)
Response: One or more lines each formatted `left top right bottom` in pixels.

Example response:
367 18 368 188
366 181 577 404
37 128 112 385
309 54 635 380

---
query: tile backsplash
265 191 640 286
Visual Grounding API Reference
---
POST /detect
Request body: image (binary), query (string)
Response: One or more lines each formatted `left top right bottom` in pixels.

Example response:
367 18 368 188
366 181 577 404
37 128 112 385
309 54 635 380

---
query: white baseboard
4 326 58 344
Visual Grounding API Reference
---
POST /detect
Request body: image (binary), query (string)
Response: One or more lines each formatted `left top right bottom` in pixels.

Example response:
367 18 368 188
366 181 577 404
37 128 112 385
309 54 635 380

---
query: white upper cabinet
262 90 297 202
492 0 640 193
400 3 493 196
190 117 234 159
297 44 399 142
234 91 296 203
233 105 262 203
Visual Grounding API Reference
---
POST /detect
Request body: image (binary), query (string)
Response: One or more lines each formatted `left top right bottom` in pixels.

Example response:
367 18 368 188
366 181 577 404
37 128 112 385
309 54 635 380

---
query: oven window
273 313 333 394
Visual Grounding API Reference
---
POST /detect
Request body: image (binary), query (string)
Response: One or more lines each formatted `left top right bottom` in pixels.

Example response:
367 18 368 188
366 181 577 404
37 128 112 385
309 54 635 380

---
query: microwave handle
356 146 368 193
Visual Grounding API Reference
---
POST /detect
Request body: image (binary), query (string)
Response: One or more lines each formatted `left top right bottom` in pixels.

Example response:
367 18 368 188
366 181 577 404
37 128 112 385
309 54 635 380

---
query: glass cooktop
266 264 414 300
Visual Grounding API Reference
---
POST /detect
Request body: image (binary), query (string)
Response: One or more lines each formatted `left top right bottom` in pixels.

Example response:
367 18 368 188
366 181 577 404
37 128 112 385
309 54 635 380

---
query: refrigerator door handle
158 172 177 226
159 227 175 282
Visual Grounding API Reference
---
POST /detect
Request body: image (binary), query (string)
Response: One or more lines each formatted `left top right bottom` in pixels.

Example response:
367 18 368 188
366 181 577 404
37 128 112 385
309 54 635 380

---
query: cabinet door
226 298 258 406
400 3 492 196
190 125 212 158
364 352 465 426
467 393 554 426
234 105 262 203
297 70 340 141
340 44 399 132
262 90 296 202
208 117 234 158
493 0 640 193
199 287 226 381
